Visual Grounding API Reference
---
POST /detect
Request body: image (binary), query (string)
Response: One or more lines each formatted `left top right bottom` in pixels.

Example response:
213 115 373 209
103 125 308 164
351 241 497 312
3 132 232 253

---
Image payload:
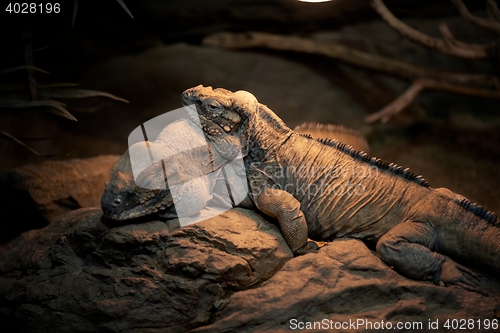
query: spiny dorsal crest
295 122 365 138
455 198 498 224
316 137 430 188
298 133 313 139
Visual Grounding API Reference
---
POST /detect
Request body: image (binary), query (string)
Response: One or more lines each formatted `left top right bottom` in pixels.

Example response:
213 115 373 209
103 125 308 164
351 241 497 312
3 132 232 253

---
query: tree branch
203 31 500 123
486 0 500 23
437 22 498 60
370 0 496 59
203 32 500 97
365 80 426 123
451 0 500 34
439 23 466 48
363 77 499 123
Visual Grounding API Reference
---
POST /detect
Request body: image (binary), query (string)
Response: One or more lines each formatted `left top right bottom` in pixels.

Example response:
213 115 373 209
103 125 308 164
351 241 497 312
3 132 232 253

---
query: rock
0 155 119 243
0 207 292 333
193 239 500 333
1 207 499 333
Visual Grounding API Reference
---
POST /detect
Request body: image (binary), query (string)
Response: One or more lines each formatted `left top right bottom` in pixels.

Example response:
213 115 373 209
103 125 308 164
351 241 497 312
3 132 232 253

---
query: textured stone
0 207 291 333
0 155 119 243
2 208 499 333
193 239 500 333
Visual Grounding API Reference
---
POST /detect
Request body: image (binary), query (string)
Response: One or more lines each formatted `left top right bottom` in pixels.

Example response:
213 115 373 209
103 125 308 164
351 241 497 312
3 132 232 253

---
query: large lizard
101 108 368 223
180 85 499 293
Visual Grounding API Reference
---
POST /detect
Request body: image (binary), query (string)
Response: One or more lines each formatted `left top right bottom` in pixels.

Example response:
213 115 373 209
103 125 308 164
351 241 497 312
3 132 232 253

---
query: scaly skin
181 84 500 294
101 117 240 220
101 98 369 221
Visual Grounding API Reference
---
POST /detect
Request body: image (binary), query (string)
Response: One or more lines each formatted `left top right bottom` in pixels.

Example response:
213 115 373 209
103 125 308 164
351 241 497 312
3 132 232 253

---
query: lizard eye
207 102 222 112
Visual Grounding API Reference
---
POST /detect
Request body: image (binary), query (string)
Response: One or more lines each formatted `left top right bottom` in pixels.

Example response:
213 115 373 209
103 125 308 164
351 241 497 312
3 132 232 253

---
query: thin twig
23 31 37 101
439 23 464 48
450 0 500 34
0 130 44 156
0 65 50 75
370 0 495 59
486 0 500 23
116 0 134 19
368 75 500 122
365 80 426 123
437 22 498 59
72 0 78 27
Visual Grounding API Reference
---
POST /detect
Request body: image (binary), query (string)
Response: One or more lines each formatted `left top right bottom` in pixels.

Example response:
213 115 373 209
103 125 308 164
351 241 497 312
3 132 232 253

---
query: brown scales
313 136 499 225
455 198 498 224
314 136 430 188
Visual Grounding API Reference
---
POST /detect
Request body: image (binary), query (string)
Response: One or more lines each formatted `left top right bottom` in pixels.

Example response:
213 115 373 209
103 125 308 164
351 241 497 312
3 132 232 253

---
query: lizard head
181 85 258 139
101 115 234 222
101 150 176 220
181 85 291 153
101 88 256 222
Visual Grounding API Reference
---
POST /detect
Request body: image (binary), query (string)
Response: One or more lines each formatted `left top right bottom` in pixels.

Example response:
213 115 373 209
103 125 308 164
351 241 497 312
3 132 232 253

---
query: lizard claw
454 282 490 297
456 262 480 281
437 259 489 296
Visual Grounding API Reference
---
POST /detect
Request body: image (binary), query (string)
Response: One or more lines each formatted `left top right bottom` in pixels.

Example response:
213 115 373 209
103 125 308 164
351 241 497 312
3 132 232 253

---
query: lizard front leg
254 187 318 255
376 221 485 294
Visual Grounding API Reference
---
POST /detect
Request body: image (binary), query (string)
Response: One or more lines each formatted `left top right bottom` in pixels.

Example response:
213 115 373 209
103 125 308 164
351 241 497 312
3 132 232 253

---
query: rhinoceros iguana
179 84 499 294
101 106 369 225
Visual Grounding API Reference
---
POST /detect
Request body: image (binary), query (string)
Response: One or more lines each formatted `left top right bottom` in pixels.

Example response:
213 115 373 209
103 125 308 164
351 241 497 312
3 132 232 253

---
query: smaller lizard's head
181 85 258 140
101 151 176 220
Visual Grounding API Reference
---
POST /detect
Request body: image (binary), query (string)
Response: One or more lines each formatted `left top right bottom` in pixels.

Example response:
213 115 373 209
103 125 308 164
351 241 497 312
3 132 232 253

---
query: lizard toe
454 281 490 297
438 259 488 296
456 262 480 281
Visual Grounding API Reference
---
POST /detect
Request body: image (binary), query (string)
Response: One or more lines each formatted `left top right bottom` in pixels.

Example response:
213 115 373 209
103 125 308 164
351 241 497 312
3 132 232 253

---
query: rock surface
1 206 499 333
194 239 500 332
0 155 120 243
0 148 498 332
0 207 292 332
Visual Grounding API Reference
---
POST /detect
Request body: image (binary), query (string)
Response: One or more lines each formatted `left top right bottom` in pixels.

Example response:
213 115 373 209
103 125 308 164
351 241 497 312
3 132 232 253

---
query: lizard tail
441 209 500 276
